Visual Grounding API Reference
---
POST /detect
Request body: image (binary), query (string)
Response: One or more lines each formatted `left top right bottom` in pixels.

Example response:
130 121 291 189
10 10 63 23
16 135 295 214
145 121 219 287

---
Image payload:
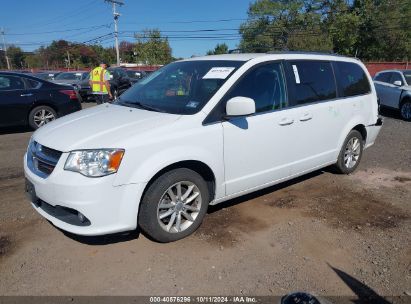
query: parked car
107 67 134 98
0 72 81 129
24 53 382 242
52 71 91 102
373 69 411 121
125 70 147 83
33 71 61 81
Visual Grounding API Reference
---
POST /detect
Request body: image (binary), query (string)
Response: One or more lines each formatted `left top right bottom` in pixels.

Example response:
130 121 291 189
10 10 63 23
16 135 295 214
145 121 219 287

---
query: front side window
288 61 336 105
376 73 392 83
390 73 403 85
0 76 25 90
224 62 288 113
117 60 244 114
335 61 371 97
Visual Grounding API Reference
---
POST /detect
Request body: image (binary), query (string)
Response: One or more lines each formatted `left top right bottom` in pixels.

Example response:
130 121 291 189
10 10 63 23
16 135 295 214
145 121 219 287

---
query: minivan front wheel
335 130 364 174
138 168 209 242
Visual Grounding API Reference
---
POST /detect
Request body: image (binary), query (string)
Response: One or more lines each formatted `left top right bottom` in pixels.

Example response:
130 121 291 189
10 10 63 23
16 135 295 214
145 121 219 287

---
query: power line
6 24 112 36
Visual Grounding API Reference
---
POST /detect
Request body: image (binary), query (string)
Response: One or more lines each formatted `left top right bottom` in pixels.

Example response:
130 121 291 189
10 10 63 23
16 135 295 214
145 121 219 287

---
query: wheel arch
27 103 59 122
141 160 216 203
352 124 367 141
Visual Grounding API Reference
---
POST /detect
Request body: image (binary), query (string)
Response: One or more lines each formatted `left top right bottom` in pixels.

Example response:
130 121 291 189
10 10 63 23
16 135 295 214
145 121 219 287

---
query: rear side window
25 78 41 89
335 62 371 97
0 76 25 90
288 61 336 105
374 72 391 83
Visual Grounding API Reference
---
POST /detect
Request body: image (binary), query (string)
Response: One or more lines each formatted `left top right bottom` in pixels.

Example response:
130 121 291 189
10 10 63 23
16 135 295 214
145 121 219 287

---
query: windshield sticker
203 67 235 79
186 101 200 108
292 65 301 84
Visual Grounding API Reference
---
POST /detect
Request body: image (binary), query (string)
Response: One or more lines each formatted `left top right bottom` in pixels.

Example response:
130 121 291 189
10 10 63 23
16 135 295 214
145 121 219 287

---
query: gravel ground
0 104 410 301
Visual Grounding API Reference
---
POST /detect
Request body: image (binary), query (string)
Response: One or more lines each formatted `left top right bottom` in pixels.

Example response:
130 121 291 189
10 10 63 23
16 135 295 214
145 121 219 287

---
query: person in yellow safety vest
89 62 113 104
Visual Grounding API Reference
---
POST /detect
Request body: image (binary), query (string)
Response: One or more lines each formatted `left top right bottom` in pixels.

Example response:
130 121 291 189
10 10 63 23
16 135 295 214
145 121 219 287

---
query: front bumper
24 152 146 236
365 117 383 149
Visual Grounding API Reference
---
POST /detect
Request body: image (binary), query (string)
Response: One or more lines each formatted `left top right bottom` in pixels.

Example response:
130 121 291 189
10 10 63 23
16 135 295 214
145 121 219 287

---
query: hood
33 104 181 152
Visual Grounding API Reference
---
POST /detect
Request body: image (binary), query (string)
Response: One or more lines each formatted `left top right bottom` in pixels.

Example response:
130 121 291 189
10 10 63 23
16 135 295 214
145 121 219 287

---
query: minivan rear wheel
138 168 209 242
335 130 364 174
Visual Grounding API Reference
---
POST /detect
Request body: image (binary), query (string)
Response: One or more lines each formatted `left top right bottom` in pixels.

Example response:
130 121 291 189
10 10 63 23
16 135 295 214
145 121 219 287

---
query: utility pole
1 27 11 70
105 0 124 66
67 51 71 70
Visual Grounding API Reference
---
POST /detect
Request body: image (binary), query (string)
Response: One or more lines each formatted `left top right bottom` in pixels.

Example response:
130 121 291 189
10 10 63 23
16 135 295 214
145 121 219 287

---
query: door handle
278 118 294 126
20 93 33 97
299 113 313 121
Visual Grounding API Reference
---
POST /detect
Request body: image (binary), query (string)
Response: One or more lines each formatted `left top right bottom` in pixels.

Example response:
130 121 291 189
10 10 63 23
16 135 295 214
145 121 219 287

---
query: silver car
374 69 411 121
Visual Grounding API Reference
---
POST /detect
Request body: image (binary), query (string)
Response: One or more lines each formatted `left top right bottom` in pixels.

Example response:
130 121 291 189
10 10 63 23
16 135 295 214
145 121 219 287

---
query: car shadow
208 169 325 214
57 168 330 245
328 263 392 304
0 126 32 135
55 224 141 245
379 107 405 121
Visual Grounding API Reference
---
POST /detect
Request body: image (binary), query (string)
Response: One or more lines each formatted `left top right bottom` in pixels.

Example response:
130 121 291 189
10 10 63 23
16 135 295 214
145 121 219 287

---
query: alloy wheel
344 137 361 169
157 181 202 233
401 102 411 120
33 109 56 128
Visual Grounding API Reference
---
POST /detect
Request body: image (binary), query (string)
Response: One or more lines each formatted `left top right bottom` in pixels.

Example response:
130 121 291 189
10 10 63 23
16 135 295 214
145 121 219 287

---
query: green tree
207 43 229 55
134 29 172 65
239 0 332 52
6 45 25 69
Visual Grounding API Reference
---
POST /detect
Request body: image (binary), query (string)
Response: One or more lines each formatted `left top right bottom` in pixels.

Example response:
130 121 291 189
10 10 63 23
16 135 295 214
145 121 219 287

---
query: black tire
28 106 57 130
138 168 209 243
399 99 411 121
334 130 364 174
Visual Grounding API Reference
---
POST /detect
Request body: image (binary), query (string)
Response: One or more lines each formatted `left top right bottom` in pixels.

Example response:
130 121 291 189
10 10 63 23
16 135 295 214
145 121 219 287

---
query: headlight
64 149 125 177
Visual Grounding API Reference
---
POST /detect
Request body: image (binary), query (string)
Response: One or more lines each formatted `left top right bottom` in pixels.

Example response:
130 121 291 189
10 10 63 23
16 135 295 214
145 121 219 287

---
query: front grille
27 141 62 178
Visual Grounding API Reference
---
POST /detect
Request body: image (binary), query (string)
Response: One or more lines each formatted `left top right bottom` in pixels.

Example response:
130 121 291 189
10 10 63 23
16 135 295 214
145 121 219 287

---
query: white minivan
24 53 383 242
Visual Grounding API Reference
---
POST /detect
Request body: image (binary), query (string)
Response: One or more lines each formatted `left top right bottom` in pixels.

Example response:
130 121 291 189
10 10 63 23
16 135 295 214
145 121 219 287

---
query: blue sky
0 0 252 59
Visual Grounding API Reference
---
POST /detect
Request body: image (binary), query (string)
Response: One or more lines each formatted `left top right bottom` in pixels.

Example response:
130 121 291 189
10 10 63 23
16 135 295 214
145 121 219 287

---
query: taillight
60 90 78 100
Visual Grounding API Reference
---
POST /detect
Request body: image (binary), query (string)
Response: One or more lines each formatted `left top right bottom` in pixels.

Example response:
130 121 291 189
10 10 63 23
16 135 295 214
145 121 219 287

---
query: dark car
52 71 91 102
107 67 134 98
125 70 147 83
0 72 82 130
33 71 61 81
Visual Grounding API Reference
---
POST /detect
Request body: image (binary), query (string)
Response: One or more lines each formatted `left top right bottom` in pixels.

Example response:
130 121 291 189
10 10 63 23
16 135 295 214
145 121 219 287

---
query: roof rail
266 50 346 57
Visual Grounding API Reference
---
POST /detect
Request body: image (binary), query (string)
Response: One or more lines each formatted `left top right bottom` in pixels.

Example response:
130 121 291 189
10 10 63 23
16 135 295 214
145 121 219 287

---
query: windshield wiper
117 100 165 113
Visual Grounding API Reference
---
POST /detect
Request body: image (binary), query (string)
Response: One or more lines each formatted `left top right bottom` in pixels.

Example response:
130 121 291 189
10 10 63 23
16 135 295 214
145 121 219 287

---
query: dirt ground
0 105 410 300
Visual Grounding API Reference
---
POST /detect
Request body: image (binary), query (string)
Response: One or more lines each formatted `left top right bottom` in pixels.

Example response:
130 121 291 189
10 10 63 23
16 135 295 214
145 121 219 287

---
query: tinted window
55 72 83 80
403 71 411 85
390 73 403 85
374 72 391 83
26 78 41 89
289 61 336 105
0 76 25 90
225 62 288 113
335 62 371 97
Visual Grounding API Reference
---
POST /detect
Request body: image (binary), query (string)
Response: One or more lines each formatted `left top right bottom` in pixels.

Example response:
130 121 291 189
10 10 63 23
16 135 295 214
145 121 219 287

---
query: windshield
55 72 83 81
403 71 411 85
116 60 244 114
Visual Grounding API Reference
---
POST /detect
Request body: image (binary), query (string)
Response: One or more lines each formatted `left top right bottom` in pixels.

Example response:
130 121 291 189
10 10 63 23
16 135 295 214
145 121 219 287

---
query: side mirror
393 80 402 86
225 96 256 117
